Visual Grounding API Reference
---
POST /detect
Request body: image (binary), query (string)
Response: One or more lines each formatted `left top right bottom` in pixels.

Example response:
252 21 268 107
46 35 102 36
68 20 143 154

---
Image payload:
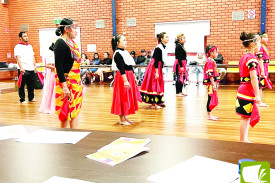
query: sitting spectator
136 49 146 65
94 52 112 83
214 53 226 80
192 52 205 86
144 50 152 65
130 50 137 63
90 52 101 73
102 52 112 65
80 53 89 77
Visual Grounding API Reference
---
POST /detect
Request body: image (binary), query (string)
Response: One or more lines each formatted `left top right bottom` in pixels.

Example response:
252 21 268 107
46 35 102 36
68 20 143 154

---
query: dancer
111 34 139 125
140 32 169 109
203 45 220 120
258 31 270 107
173 33 188 96
54 18 83 129
39 45 55 114
236 32 261 142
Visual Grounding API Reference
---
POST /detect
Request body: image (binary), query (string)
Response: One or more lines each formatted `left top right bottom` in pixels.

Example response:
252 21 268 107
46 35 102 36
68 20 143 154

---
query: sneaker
20 101 28 104
29 99 38 102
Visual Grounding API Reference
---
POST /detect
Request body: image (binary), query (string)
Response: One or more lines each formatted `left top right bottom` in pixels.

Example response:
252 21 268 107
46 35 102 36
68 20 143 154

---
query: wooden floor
1 80 275 145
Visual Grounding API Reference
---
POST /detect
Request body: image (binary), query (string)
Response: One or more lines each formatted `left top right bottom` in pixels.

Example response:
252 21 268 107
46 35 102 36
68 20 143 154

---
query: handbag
58 97 69 122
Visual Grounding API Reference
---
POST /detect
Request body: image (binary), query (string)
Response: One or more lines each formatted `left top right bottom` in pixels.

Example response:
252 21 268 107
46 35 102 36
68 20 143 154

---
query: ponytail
111 34 122 52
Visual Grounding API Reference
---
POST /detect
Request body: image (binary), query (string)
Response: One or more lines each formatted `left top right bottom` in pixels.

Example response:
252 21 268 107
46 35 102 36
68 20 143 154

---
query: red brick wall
7 0 113 63
2 0 275 65
0 4 11 63
116 0 267 63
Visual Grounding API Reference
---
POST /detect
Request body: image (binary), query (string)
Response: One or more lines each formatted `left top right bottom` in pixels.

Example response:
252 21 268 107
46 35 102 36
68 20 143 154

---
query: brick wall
7 0 113 63
0 4 11 63
1 0 275 65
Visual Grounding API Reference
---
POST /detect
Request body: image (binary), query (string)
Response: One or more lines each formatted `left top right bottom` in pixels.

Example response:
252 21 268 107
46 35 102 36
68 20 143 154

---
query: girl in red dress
236 32 261 142
258 31 270 107
140 32 169 109
111 35 139 125
203 45 220 120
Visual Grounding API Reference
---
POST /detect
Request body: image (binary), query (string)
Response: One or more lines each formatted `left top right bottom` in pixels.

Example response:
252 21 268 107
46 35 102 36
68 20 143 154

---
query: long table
1 125 275 183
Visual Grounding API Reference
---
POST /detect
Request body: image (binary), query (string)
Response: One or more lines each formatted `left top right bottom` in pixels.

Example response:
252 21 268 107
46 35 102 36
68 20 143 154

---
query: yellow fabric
55 41 83 120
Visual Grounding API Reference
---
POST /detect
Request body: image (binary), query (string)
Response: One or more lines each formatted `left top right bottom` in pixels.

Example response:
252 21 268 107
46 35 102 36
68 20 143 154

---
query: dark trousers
18 70 35 102
175 66 184 94
206 94 212 112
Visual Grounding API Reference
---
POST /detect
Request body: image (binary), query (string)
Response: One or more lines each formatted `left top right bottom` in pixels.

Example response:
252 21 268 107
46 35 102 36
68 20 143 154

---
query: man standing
14 32 37 103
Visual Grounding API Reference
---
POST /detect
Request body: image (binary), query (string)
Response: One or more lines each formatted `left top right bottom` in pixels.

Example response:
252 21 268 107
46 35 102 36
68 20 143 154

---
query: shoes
29 99 38 102
20 101 28 104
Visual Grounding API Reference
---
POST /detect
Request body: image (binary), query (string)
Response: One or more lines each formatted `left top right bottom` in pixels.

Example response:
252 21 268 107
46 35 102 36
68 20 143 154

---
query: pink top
203 58 220 85
239 52 259 84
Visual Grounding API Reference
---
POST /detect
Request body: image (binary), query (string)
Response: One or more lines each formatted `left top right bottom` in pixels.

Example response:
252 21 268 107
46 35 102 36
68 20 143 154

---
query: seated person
214 53 226 80
144 50 152 65
136 49 146 65
89 52 101 73
80 53 90 77
94 52 112 83
102 52 112 65
130 51 137 63
192 52 205 86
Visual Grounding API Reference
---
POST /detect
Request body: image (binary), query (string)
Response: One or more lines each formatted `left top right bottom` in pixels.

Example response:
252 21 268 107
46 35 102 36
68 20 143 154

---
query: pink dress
39 56 56 114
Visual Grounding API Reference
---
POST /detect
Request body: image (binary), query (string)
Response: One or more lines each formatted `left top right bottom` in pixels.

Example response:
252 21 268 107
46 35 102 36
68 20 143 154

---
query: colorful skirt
236 84 256 117
140 58 164 105
39 69 56 114
111 70 139 115
55 61 83 120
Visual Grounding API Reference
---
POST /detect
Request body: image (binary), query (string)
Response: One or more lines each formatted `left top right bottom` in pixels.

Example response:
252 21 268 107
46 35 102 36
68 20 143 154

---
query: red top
239 52 259 84
203 58 220 85
259 45 269 60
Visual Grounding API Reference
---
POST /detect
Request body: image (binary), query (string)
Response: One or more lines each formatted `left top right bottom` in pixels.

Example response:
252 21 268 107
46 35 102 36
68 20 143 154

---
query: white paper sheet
0 125 28 140
43 176 94 183
147 155 239 183
15 129 90 144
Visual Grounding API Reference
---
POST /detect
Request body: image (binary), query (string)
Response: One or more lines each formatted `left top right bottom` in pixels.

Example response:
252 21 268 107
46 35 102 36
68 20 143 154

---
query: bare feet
124 117 134 124
258 103 269 107
119 121 131 126
208 115 219 121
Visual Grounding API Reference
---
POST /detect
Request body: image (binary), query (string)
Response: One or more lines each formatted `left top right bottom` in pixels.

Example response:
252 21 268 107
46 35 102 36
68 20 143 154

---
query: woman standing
173 33 187 96
39 50 55 114
54 18 82 129
236 32 261 142
140 32 169 109
111 35 139 125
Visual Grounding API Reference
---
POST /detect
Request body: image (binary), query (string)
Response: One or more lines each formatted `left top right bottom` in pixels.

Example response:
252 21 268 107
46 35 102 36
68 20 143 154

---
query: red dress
258 45 271 88
236 52 260 127
140 58 164 104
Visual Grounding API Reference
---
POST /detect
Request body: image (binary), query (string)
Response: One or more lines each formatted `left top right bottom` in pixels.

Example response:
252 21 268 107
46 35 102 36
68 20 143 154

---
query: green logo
240 161 270 183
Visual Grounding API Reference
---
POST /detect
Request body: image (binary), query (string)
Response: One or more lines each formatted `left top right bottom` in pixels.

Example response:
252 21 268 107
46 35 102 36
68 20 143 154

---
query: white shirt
112 49 136 71
14 43 35 70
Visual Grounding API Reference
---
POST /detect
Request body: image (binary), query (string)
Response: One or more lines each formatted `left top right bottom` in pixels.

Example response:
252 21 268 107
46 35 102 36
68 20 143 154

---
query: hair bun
240 32 248 41
55 27 62 36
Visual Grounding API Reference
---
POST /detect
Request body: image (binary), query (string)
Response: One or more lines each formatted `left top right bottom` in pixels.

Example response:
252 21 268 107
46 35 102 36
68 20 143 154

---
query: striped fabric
55 40 82 120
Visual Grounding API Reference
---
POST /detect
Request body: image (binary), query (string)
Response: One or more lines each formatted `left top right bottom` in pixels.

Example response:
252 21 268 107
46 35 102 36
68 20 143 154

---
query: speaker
1 0 8 4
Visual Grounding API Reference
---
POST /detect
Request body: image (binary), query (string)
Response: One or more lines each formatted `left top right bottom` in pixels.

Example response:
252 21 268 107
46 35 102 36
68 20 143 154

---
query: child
236 32 261 142
203 45 220 120
258 31 270 107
